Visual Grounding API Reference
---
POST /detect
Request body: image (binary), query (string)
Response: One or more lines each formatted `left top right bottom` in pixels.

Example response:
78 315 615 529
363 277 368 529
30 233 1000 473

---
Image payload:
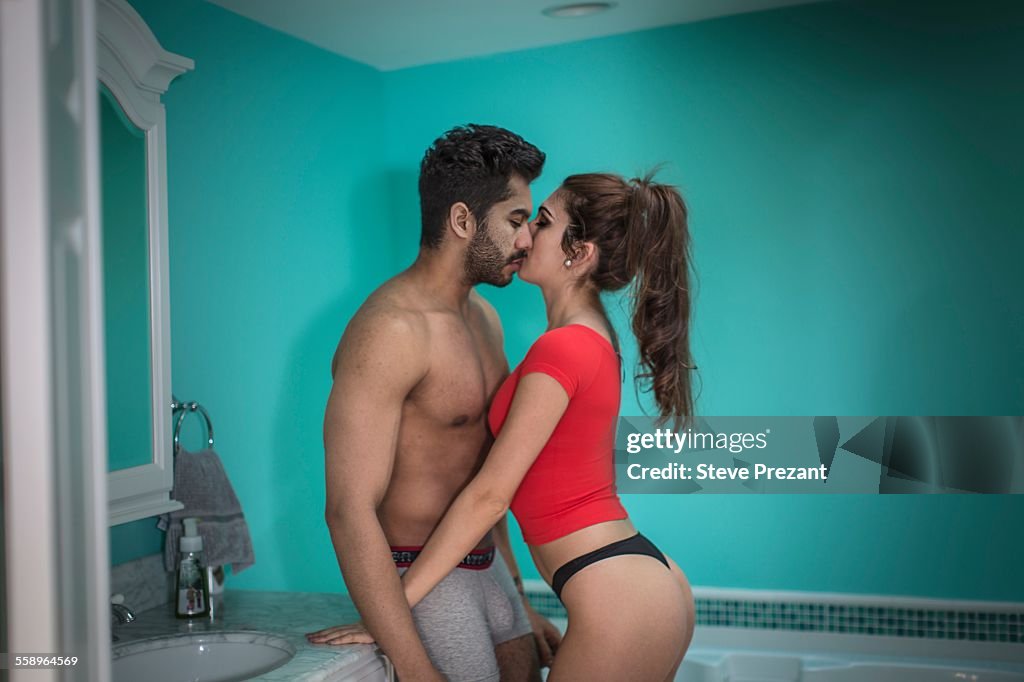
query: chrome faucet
111 603 136 624
111 594 136 642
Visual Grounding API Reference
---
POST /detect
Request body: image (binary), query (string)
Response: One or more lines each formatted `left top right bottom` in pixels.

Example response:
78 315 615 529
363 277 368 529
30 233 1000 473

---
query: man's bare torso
332 272 508 548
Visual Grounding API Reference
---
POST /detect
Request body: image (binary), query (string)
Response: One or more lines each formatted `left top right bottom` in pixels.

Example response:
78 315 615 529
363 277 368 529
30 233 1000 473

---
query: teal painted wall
110 0 1024 602
110 0 392 575
379 0 1024 602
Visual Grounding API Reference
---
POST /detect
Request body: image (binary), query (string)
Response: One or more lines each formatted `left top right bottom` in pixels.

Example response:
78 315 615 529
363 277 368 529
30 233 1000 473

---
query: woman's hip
555 537 692 636
550 533 668 600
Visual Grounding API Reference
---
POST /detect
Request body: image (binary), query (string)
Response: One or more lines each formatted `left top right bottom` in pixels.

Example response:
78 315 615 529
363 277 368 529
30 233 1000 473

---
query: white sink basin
112 631 295 682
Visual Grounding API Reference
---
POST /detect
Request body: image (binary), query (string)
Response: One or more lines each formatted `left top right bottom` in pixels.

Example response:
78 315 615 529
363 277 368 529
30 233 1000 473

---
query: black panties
550 533 669 603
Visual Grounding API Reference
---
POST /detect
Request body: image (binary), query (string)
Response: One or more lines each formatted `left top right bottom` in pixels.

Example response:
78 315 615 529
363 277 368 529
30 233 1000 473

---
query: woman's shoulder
528 324 615 358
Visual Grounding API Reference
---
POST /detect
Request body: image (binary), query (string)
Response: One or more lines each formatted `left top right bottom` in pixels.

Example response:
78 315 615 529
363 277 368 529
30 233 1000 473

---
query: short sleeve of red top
488 325 627 545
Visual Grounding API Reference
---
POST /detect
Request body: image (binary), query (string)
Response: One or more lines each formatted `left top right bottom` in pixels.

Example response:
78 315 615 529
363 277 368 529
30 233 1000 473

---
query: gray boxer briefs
396 551 533 682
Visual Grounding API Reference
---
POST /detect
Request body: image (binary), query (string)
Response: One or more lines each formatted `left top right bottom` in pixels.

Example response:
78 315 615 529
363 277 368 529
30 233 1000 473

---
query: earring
564 259 572 268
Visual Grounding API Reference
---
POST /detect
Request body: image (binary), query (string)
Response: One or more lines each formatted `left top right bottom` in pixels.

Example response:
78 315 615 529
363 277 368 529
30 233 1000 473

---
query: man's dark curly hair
418 125 545 249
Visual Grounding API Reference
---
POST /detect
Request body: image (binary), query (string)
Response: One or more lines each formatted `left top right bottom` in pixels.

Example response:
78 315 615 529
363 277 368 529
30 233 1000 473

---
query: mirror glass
99 84 154 472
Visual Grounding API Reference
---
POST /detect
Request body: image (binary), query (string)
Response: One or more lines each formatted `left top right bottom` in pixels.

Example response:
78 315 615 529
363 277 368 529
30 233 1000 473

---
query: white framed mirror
99 0 193 525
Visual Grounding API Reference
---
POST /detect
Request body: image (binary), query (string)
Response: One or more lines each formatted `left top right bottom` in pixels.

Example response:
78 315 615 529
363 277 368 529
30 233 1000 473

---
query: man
307 125 561 682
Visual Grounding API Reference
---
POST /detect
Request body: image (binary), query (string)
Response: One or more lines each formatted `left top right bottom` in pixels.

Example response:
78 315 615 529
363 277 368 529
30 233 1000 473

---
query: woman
342 171 696 681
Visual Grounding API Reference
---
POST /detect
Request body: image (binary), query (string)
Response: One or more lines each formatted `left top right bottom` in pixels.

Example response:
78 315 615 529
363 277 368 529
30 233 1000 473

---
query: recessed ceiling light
542 3 616 19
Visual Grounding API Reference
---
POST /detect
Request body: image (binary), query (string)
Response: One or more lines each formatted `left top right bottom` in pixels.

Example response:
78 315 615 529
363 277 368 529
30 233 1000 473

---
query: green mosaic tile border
525 589 1023 644
525 590 565 620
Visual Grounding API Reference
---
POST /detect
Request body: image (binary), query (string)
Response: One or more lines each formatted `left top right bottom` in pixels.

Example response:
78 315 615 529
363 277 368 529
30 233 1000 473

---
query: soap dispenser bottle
176 517 210 618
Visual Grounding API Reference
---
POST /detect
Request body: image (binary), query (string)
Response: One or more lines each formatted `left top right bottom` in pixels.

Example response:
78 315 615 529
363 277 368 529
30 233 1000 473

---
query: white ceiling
205 0 828 71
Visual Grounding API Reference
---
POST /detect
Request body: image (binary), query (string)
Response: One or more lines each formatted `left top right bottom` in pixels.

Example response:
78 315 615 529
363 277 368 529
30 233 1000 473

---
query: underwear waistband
550 533 669 602
391 545 495 570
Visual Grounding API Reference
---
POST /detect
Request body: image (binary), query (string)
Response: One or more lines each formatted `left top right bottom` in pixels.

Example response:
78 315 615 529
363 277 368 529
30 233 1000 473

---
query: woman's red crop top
488 324 628 545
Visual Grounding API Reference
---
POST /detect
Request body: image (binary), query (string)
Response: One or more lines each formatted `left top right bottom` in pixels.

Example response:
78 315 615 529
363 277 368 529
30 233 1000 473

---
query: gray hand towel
158 447 255 574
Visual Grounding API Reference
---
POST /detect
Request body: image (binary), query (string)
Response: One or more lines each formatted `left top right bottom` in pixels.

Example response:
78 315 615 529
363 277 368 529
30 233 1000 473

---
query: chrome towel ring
171 394 215 456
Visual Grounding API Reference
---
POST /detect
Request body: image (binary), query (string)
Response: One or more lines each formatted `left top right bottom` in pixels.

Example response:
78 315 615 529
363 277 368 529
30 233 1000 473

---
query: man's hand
523 602 562 668
306 621 376 646
306 622 447 681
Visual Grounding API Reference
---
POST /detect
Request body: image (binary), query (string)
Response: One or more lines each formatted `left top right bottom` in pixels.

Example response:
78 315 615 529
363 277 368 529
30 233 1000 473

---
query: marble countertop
112 589 388 681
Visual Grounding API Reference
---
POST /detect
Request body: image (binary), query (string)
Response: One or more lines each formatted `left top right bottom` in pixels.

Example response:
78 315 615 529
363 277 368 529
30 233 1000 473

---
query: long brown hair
559 171 696 422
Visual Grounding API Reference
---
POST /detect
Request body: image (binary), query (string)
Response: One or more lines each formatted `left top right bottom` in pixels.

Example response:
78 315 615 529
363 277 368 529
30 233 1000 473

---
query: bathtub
544 618 1024 681
677 650 1024 681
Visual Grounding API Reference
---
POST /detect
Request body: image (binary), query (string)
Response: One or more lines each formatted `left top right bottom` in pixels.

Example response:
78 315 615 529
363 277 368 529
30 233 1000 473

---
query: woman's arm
400 373 569 608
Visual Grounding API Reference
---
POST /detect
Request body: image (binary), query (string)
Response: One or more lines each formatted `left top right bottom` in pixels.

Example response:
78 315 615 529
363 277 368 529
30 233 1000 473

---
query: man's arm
307 308 440 681
492 515 523 599
473 292 563 664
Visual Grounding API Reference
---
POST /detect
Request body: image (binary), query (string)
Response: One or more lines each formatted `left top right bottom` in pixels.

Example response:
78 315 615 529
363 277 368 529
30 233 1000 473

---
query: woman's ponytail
625 174 695 424
559 171 697 425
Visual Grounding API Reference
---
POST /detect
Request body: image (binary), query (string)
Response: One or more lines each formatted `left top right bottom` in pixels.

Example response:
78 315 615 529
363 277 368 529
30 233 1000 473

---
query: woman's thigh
548 554 692 682
663 554 695 681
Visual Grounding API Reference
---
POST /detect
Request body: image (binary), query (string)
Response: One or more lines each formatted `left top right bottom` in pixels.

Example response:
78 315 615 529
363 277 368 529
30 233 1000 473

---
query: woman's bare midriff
527 518 639 584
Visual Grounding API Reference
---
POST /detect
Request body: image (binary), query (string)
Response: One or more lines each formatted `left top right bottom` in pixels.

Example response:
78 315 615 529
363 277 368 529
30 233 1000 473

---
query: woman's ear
576 242 599 276
448 202 476 242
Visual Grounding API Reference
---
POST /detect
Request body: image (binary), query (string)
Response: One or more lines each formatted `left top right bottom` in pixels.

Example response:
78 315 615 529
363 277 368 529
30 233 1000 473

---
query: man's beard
463 218 522 287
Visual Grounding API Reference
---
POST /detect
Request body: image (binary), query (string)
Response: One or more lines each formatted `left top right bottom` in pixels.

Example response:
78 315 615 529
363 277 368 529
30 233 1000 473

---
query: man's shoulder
344 298 429 352
331 287 430 377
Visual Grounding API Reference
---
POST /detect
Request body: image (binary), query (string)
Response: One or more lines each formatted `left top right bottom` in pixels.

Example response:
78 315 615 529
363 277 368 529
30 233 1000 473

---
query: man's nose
514 223 534 250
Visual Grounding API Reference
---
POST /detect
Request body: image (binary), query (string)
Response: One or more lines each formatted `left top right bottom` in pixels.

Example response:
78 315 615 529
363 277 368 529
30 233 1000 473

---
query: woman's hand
305 621 376 645
524 602 562 668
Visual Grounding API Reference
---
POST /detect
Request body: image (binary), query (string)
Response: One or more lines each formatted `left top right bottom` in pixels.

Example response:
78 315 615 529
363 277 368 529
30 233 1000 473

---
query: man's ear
448 202 477 242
